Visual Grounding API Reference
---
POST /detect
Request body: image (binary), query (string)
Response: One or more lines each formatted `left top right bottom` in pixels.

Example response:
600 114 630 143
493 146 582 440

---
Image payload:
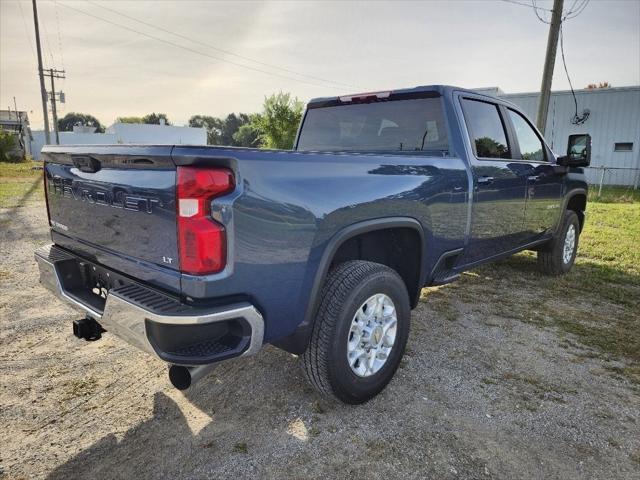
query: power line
499 0 553 12
563 0 589 19
86 0 358 90
58 1 354 91
53 0 66 69
532 0 551 24
17 0 37 62
527 0 590 128
559 23 589 124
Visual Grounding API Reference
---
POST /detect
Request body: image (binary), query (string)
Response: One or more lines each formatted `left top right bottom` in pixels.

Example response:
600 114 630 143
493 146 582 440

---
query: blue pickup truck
36 85 590 404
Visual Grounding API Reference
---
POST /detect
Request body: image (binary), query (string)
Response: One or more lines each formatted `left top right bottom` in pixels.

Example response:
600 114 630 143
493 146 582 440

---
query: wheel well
330 227 423 307
567 193 586 231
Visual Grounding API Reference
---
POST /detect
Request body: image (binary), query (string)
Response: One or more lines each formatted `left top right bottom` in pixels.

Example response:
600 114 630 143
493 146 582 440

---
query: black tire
301 260 411 404
538 210 580 275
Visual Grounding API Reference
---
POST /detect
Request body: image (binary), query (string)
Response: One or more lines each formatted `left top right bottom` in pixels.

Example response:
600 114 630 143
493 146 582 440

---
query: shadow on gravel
46 392 192 480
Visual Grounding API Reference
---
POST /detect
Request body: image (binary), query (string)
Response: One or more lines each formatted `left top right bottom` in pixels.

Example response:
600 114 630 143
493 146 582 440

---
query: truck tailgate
43 146 179 271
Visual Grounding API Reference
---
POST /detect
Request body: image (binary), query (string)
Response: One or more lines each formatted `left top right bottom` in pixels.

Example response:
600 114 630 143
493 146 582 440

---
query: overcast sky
1 0 639 129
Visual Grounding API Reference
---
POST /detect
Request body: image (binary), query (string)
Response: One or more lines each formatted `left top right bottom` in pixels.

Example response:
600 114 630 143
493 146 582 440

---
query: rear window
296 97 449 153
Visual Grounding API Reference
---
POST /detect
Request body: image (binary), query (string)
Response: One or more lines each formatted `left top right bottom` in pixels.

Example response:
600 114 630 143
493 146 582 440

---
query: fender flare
558 188 587 234
273 217 426 354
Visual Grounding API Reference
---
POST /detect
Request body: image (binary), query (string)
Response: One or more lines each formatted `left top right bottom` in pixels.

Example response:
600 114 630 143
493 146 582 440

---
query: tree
117 116 143 124
57 112 105 133
221 113 252 146
189 115 223 145
250 92 304 149
189 113 256 146
233 122 261 148
142 113 171 125
116 113 171 125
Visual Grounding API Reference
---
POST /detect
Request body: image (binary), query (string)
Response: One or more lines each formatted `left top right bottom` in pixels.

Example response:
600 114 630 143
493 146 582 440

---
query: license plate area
56 258 132 314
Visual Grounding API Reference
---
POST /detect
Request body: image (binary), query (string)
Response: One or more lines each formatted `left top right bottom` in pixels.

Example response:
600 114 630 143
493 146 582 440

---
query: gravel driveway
1 203 638 480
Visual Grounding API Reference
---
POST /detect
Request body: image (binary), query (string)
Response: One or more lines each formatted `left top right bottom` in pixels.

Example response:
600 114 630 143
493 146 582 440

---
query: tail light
176 167 234 275
43 161 51 224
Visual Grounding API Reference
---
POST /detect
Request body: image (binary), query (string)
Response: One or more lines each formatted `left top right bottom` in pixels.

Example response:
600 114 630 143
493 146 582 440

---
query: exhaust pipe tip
168 364 216 390
168 365 192 390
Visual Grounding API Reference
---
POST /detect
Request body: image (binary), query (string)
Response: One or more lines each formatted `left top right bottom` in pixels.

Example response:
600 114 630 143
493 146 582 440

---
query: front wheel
538 210 581 275
301 261 411 404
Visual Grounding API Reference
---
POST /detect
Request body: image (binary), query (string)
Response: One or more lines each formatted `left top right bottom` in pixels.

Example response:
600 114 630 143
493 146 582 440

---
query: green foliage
220 113 249 145
117 113 171 125
475 137 508 158
250 92 304 149
233 122 260 147
187 92 304 149
188 113 259 146
588 186 640 204
141 113 171 125
57 112 105 133
0 129 24 163
189 115 223 144
117 116 143 124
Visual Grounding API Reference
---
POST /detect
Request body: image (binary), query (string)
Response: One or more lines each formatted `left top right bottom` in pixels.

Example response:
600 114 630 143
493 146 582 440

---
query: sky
1 0 639 130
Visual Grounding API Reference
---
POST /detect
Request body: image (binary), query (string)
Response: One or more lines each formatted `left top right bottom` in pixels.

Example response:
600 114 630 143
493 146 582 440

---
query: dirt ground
1 202 638 480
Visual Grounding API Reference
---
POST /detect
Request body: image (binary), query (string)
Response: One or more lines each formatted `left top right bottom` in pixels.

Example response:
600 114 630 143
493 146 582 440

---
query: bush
0 129 26 163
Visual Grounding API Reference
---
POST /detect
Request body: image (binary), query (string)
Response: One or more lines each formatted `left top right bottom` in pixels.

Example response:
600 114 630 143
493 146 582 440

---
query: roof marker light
339 91 392 103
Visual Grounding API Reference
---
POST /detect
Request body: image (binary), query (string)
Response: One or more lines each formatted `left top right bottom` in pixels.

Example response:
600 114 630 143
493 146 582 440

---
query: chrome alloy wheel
347 293 398 377
563 224 576 264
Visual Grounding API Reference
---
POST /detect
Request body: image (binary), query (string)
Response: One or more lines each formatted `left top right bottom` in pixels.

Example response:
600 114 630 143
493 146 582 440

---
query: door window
461 99 510 159
508 109 546 161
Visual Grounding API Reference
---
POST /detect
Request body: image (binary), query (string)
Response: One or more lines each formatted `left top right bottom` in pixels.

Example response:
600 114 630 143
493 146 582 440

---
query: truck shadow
46 392 195 480
44 349 328 480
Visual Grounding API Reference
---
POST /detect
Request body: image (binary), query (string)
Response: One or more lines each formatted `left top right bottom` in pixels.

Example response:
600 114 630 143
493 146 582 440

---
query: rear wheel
301 261 410 404
538 210 580 275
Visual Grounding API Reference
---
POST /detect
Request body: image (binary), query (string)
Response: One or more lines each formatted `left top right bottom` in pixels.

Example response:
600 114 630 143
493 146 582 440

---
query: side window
461 98 510 159
508 109 546 161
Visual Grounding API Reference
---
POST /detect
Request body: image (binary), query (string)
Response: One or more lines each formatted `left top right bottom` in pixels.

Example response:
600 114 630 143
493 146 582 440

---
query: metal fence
584 166 640 196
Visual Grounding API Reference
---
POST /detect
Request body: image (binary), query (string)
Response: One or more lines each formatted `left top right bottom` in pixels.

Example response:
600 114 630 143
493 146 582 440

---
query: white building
482 85 640 188
105 120 206 145
31 121 206 159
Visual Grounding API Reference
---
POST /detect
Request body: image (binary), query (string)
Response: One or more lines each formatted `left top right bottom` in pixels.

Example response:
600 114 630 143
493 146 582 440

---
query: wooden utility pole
31 0 51 144
536 0 564 135
45 69 66 145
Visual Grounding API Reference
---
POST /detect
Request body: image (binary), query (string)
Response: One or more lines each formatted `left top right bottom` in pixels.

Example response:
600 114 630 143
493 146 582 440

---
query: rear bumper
34 244 264 366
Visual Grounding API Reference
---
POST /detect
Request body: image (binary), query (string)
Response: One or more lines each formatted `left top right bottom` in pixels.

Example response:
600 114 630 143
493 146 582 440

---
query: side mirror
557 134 591 167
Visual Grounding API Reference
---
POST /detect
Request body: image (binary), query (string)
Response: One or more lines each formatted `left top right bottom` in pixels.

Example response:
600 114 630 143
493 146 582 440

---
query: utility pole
536 0 564 135
44 69 66 145
31 0 51 144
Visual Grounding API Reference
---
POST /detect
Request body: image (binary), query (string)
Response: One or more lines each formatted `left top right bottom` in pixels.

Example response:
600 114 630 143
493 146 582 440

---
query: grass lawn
422 198 640 383
588 185 640 204
0 160 44 208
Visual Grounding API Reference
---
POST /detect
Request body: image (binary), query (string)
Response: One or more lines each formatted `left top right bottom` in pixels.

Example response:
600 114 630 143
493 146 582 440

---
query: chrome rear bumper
35 245 264 366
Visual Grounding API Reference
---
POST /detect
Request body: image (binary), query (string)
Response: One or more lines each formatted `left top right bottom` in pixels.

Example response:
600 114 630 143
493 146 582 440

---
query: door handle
477 176 494 185
527 175 540 182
